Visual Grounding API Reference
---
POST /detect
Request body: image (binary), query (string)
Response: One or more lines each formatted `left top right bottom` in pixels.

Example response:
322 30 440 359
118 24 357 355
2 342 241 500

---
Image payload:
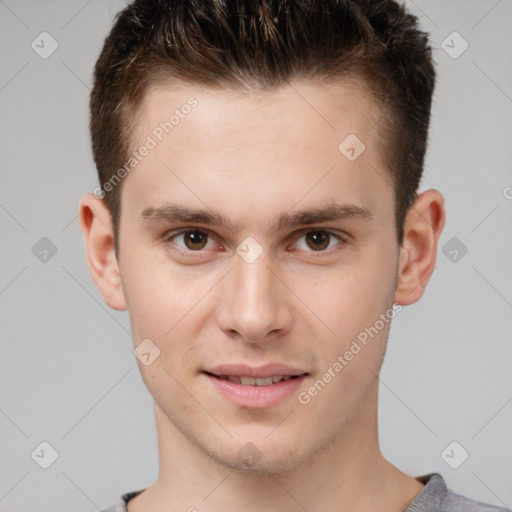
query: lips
202 364 309 407
204 366 308 408
207 374 298 386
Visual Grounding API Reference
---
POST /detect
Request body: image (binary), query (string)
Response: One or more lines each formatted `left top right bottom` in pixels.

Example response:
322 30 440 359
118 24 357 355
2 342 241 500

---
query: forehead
122 80 392 228
136 79 382 154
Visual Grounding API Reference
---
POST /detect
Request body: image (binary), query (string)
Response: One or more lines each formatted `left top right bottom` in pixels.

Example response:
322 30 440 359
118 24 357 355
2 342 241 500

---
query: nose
215 248 293 344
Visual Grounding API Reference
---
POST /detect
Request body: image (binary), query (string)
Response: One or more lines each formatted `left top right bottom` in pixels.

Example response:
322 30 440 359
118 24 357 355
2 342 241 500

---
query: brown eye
183 230 209 250
162 228 218 259
304 231 331 251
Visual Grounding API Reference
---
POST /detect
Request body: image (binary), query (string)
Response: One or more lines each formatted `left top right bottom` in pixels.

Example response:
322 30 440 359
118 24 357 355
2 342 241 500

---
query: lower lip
204 373 307 409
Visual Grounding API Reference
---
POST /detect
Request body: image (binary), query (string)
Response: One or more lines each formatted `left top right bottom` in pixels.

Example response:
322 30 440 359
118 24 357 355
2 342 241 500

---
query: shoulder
443 488 510 512
407 473 510 512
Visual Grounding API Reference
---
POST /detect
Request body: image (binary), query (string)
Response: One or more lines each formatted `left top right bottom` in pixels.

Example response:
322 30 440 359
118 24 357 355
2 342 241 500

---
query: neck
128 385 424 512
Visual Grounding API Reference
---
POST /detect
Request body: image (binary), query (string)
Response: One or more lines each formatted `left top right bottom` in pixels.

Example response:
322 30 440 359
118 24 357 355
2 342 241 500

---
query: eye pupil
184 230 208 250
305 231 330 251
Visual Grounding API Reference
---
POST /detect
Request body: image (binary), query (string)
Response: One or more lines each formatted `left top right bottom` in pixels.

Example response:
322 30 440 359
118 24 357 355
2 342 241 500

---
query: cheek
120 250 208 340
294 257 395 342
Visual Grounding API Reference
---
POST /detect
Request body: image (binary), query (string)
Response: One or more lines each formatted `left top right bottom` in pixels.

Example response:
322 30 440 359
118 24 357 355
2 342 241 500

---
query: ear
394 189 445 306
79 193 127 311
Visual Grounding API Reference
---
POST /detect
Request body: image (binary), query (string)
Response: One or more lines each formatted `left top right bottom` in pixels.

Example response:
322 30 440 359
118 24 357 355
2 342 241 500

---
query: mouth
203 372 305 386
202 365 309 408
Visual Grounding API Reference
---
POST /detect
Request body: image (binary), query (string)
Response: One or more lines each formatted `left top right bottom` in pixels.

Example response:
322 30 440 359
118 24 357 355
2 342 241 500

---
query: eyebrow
139 202 373 232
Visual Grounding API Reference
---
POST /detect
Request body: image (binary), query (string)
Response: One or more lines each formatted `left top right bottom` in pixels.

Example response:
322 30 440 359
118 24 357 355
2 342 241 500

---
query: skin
80 80 445 512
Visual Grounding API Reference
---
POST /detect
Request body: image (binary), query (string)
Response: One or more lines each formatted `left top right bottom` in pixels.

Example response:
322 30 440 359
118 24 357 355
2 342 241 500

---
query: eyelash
160 228 348 259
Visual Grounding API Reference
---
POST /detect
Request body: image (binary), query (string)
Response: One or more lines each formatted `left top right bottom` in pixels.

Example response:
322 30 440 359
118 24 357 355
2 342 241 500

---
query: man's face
117 81 400 472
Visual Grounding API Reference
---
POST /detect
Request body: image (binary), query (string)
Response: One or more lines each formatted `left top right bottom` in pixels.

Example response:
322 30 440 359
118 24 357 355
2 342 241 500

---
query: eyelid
161 227 347 242
161 227 212 242
290 227 348 240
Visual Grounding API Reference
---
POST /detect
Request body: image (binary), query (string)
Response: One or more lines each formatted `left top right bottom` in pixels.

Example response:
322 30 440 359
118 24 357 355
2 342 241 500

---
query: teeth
227 375 295 386
255 377 273 386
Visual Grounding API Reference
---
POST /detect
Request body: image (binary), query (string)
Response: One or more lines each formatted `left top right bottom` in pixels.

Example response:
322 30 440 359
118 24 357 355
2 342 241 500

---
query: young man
79 1 508 511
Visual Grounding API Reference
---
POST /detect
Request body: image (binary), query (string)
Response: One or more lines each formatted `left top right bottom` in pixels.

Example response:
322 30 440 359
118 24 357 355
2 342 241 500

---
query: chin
204 434 311 475
220 451 304 475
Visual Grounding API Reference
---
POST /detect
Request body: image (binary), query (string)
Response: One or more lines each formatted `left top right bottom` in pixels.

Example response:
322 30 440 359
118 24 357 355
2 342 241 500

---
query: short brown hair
90 0 436 252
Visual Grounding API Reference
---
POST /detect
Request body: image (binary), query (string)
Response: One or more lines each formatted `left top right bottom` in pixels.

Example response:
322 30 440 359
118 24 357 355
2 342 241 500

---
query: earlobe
394 189 445 306
79 193 128 311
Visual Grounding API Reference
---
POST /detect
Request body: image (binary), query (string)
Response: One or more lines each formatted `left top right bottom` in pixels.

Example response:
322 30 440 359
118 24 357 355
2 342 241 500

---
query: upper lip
204 363 308 378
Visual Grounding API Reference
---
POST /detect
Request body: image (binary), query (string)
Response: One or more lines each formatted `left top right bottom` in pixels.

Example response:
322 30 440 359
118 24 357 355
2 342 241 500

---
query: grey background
1 0 511 510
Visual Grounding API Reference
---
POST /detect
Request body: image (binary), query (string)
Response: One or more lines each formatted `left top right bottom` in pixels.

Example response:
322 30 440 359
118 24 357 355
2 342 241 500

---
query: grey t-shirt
101 473 510 512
